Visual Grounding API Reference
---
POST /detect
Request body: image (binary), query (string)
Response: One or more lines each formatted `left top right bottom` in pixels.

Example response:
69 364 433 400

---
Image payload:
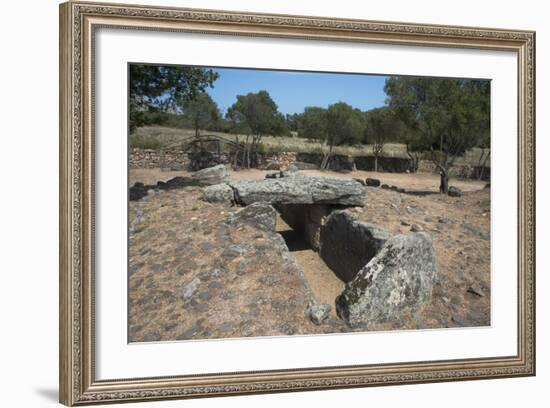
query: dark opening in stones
274 204 390 283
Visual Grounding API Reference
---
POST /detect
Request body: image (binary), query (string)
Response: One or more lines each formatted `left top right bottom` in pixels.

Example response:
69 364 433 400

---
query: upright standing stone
320 211 392 282
336 232 437 327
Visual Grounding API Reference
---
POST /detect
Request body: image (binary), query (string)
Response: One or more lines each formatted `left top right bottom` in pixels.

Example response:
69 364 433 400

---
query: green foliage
129 64 219 132
385 76 490 159
181 92 220 136
299 107 328 140
326 102 366 147
226 90 286 136
364 107 405 146
385 76 490 190
285 113 301 132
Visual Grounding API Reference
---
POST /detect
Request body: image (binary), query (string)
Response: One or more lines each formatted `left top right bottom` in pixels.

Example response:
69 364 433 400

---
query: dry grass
131 125 490 167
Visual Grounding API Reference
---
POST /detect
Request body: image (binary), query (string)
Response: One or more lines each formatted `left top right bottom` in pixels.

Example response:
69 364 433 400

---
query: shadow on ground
278 229 311 252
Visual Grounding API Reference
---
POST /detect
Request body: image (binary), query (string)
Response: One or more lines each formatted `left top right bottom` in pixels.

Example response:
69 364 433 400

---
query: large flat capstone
228 176 367 206
335 232 437 328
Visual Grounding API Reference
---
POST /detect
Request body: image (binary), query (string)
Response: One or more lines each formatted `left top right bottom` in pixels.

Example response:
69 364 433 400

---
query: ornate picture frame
59 1 535 405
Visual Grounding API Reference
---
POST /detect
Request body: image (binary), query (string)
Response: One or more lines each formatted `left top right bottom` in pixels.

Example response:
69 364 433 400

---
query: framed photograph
59 1 536 405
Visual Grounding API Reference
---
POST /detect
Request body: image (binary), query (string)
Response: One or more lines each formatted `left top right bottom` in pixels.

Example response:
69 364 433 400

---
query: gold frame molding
59 1 536 405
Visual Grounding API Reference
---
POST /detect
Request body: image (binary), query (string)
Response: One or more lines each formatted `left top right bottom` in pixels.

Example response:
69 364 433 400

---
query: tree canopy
226 90 286 136
129 64 219 131
364 106 407 171
299 107 328 140
385 76 490 191
226 90 287 168
181 92 220 137
326 102 366 147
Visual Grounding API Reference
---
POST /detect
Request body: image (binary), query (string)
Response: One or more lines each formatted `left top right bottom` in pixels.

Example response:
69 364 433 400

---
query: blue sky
206 68 388 116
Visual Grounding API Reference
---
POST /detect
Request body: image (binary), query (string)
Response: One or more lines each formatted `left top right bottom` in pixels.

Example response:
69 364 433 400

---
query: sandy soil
276 216 345 318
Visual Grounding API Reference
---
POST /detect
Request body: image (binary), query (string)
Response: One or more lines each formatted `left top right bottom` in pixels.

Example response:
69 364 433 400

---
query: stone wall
130 148 298 171
417 160 490 181
129 147 490 180
129 148 189 170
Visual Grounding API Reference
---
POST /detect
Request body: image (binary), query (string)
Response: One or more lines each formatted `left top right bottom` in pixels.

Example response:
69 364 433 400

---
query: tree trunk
233 135 240 169
321 143 334 170
406 144 418 172
374 154 379 172
439 170 449 194
478 149 490 180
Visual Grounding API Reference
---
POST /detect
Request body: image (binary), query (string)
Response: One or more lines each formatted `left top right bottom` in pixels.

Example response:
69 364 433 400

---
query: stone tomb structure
203 171 437 328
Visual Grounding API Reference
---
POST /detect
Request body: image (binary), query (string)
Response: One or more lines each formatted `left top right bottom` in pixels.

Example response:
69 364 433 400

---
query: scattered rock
366 178 381 187
463 222 490 240
202 183 234 203
448 186 463 197
336 232 437 327
182 277 201 301
390 195 402 206
410 224 422 232
129 182 148 201
400 219 411 226
484 183 491 190
227 202 277 232
191 164 228 185
229 176 367 206
354 178 366 186
287 164 299 173
308 304 331 325
142 333 161 342
381 184 390 189
265 172 281 179
279 170 297 178
160 176 200 189
467 284 485 297
451 315 468 326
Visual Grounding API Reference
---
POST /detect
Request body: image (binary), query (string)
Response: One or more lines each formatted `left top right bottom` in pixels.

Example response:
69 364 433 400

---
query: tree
476 131 491 180
181 92 220 137
129 64 218 132
285 113 301 133
364 106 404 172
226 90 285 168
322 103 366 169
398 128 423 173
385 77 490 193
299 107 328 140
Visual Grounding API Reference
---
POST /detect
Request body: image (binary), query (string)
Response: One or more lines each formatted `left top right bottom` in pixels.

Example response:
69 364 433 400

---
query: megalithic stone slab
228 176 367 206
336 232 437 328
320 210 392 282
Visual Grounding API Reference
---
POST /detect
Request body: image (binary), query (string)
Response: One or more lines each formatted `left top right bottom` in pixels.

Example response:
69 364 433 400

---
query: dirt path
276 216 344 316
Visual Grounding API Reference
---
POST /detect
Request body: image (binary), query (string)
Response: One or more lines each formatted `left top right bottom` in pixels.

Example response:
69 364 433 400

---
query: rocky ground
129 168 490 342
351 186 490 331
128 187 350 342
